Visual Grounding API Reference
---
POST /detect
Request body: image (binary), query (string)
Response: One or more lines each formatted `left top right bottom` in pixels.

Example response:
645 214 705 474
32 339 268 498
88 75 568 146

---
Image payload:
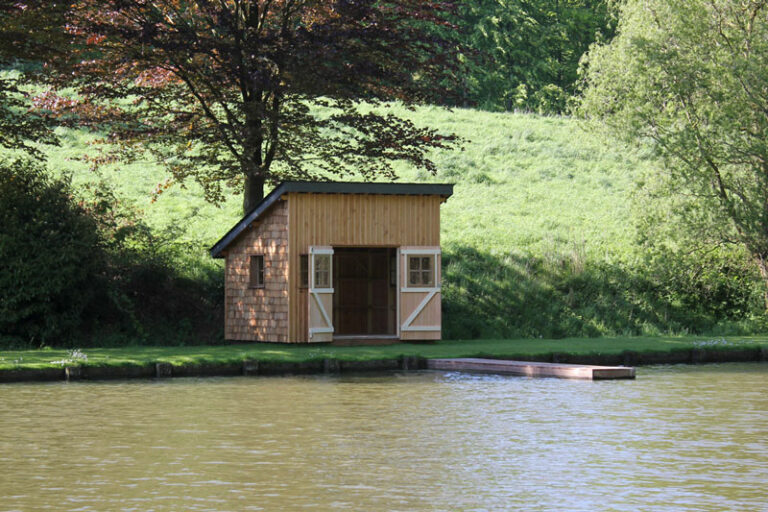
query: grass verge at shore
1 336 766 373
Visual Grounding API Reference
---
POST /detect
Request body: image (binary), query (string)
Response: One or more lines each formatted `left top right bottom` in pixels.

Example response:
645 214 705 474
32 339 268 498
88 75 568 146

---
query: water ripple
0 363 765 511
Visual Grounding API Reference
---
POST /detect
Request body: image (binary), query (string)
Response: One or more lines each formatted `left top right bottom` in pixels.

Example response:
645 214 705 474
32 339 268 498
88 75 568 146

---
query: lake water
0 363 766 511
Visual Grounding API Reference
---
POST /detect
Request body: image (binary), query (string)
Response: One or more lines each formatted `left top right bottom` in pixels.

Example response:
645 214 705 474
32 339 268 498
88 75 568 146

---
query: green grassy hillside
27 105 762 342
48 106 647 259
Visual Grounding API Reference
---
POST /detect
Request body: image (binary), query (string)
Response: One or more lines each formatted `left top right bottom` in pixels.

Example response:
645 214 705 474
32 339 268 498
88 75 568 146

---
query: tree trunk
242 94 265 214
756 254 768 311
243 171 265 214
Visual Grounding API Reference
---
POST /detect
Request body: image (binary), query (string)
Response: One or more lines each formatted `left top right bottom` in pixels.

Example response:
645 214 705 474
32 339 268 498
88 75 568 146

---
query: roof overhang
210 181 454 258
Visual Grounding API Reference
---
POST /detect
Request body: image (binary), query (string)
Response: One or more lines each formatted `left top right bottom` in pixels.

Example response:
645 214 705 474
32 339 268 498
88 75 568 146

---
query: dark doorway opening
333 248 397 336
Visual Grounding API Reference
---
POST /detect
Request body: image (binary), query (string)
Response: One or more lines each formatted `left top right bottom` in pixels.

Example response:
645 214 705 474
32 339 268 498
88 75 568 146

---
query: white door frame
309 246 334 341
400 248 441 333
396 248 401 338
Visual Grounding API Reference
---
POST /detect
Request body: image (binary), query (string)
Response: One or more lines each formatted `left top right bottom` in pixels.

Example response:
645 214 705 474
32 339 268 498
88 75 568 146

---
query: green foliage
0 156 224 349
633 174 766 323
71 186 226 348
7 104 767 345
0 159 102 345
456 0 613 113
92 250 225 348
580 0 768 305
0 2 70 158
0 71 56 159
442 245 765 340
48 1 462 212
5 1 765 343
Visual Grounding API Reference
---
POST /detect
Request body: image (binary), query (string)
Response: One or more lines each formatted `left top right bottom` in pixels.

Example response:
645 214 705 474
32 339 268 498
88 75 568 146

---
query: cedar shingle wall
224 200 289 342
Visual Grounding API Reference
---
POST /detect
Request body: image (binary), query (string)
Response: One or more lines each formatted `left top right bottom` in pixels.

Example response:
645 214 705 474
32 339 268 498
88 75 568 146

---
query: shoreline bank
1 345 765 383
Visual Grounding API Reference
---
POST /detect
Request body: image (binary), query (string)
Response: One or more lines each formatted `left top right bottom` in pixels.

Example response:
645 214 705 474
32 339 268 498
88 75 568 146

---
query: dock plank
427 358 635 380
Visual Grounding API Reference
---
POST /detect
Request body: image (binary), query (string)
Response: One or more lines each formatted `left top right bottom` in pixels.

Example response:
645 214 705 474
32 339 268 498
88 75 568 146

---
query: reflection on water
0 363 766 511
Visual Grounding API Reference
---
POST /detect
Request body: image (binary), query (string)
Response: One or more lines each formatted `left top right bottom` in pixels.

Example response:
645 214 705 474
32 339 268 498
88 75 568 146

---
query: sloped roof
210 181 454 258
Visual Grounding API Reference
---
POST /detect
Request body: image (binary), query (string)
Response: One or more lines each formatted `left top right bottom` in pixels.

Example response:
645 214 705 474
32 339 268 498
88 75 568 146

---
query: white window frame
400 248 441 333
401 248 440 293
310 247 334 293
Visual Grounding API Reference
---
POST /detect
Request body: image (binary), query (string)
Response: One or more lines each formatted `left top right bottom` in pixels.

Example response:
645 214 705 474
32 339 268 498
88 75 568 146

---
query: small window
314 254 331 289
249 255 265 288
408 255 434 287
299 254 309 288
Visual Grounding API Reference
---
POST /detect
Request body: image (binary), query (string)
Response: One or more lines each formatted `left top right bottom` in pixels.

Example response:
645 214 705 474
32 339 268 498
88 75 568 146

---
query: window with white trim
408 255 434 287
314 253 331 288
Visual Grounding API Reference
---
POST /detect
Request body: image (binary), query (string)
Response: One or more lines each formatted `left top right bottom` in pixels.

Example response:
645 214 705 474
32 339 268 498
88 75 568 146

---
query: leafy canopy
0 2 68 158
457 0 613 113
580 0 768 301
44 0 464 212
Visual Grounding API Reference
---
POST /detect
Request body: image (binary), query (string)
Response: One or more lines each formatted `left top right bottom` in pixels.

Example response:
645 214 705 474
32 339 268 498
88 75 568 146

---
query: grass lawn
1 336 766 371
42 105 650 261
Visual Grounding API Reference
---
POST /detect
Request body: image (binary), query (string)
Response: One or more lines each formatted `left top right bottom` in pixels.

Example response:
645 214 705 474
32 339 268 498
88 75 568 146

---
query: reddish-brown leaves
39 0 464 209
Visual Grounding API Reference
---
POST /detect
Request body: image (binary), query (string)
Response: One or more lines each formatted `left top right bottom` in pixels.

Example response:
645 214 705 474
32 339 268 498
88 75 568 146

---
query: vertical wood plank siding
288 193 442 343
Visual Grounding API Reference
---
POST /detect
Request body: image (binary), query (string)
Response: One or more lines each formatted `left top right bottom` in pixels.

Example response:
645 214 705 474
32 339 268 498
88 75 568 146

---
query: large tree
44 0 462 212
580 0 768 307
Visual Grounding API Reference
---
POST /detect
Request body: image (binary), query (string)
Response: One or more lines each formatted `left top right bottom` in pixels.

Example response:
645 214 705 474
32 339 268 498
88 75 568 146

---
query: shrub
0 159 103 346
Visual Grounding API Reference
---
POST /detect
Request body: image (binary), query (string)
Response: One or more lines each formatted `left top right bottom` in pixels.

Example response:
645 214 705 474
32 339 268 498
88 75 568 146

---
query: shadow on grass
441 245 758 339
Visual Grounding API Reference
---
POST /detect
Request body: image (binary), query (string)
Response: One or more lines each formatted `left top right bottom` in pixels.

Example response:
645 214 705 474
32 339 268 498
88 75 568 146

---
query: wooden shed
210 181 453 343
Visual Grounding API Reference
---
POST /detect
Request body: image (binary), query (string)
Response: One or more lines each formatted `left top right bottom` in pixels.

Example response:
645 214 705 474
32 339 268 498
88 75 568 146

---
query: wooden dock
427 358 635 380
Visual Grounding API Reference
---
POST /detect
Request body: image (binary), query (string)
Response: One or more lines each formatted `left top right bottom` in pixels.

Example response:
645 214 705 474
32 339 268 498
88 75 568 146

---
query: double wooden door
307 246 442 342
333 248 396 336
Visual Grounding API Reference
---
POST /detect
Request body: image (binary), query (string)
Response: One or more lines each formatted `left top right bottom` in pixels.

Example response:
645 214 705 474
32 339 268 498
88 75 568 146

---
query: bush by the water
0 159 103 346
0 159 224 348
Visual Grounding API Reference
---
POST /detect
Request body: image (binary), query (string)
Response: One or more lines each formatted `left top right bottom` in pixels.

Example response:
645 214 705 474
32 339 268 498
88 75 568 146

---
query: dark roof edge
210 181 454 258
274 181 454 197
